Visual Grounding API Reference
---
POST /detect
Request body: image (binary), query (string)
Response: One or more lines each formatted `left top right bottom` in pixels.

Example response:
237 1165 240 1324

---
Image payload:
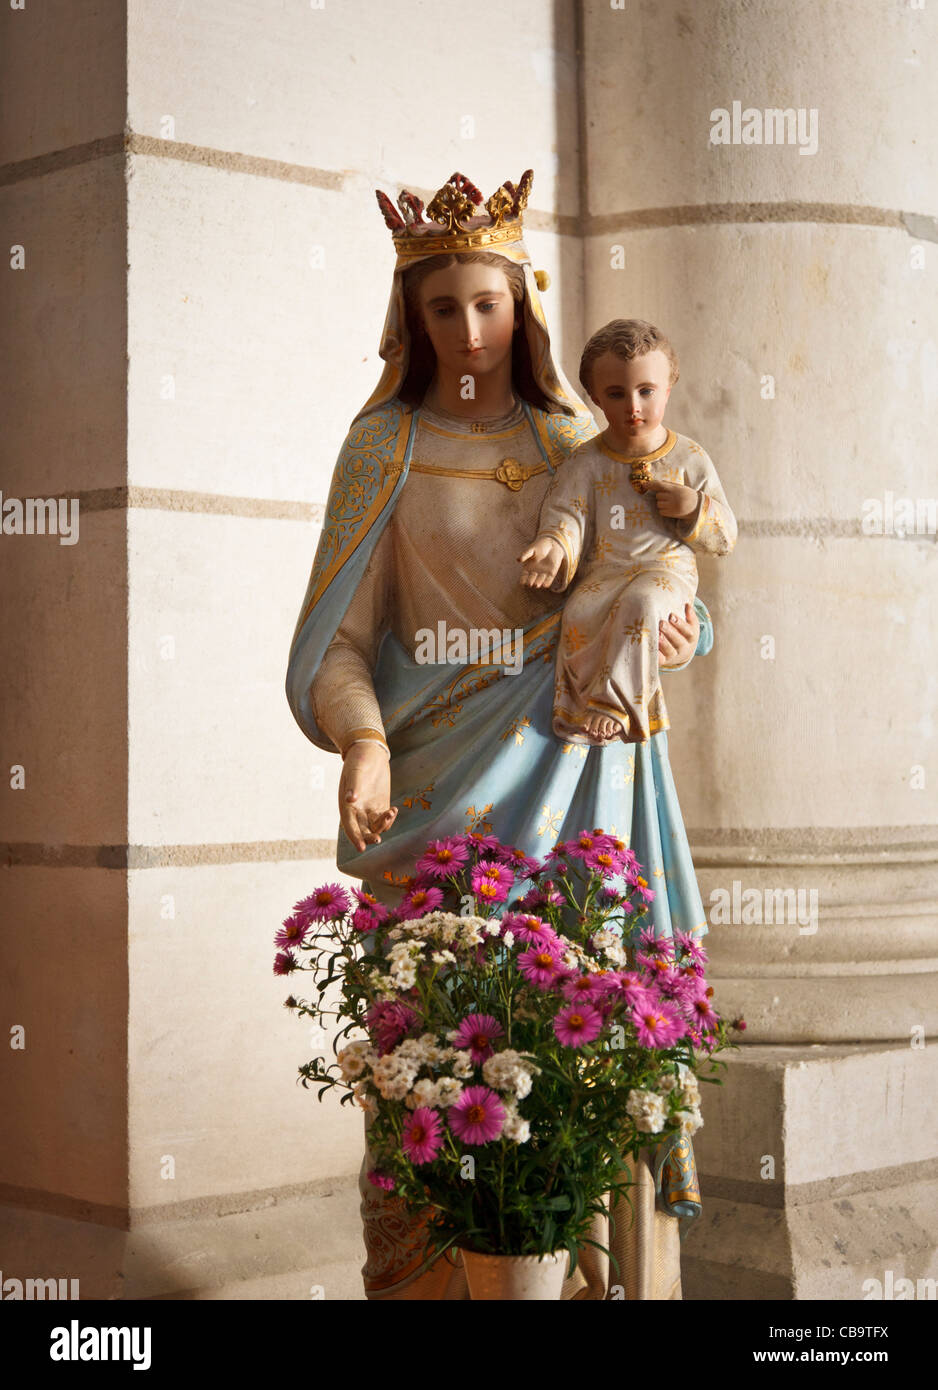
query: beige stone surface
0 869 128 1208
0 510 127 845
0 157 127 497
583 224 938 516
128 859 367 1208
584 0 938 214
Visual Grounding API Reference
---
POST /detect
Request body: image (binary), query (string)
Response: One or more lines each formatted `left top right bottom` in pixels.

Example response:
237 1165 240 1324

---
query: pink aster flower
274 914 308 949
630 1000 688 1048
399 884 445 918
519 883 564 911
565 830 603 861
561 972 612 1004
448 1086 506 1145
294 884 351 924
353 888 390 922
452 1013 504 1064
459 831 503 858
469 860 514 905
634 927 676 960
583 847 625 878
366 1000 419 1056
351 907 382 934
402 1107 445 1165
628 874 656 905
685 994 720 1031
606 970 654 1007
674 930 709 967
367 1169 396 1192
273 950 298 976
501 912 561 949
517 943 566 990
415 838 470 881
653 967 700 1006
493 844 541 878
553 1003 604 1048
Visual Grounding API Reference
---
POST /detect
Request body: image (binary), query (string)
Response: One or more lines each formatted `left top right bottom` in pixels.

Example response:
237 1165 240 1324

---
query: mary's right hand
338 741 397 853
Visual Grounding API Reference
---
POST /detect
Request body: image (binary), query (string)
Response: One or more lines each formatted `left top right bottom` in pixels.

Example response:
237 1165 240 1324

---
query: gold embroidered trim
598 429 677 466
417 418 526 442
407 458 547 489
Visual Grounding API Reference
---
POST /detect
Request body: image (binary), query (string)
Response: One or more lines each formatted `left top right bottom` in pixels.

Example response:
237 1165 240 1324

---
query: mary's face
417 261 519 384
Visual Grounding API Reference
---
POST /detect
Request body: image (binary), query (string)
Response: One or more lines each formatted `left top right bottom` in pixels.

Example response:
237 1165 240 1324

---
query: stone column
0 0 584 1299
581 0 938 1297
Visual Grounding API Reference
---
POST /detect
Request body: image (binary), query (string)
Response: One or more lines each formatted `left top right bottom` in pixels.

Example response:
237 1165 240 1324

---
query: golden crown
375 169 534 260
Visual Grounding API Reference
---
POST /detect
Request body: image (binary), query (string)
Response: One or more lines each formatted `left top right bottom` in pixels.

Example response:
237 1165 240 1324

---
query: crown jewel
376 169 534 258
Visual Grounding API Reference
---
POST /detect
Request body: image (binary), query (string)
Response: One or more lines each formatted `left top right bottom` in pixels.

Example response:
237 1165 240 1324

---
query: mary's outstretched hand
658 601 700 668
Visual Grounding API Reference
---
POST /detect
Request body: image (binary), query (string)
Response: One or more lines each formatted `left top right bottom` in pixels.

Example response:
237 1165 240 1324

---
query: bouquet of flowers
276 828 743 1274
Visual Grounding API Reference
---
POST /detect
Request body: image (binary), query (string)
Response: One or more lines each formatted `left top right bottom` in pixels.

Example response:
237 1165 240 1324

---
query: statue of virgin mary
285 170 712 1300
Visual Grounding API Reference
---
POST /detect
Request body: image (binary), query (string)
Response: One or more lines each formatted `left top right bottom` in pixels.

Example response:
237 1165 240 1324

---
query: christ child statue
519 318 736 745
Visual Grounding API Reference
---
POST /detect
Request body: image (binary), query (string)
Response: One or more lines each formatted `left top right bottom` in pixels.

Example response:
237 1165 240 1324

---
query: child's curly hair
579 319 680 397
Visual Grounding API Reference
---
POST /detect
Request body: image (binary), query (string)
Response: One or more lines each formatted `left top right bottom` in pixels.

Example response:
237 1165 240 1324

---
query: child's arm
519 458 591 590
648 445 736 556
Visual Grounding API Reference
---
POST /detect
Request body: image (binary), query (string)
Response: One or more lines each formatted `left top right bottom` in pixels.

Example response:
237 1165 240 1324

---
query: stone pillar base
0 1177 366 1301
683 1043 938 1300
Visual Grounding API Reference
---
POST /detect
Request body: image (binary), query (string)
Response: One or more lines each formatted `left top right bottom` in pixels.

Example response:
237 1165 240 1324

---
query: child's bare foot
581 711 624 743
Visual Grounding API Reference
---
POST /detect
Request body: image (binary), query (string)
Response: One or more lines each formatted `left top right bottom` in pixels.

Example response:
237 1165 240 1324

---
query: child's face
588 348 673 441
417 261 519 384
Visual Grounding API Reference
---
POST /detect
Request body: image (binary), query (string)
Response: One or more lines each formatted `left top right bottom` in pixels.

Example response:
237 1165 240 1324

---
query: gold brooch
630 462 653 494
494 457 531 490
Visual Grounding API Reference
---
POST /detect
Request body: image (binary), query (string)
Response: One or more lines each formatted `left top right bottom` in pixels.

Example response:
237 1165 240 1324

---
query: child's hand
645 480 700 519
518 535 564 588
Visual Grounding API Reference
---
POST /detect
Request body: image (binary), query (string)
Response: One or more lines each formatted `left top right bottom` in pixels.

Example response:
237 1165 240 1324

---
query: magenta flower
494 844 541 878
415 838 470 881
459 831 503 858
501 912 562 949
452 1013 504 1064
274 915 308 949
353 888 390 922
608 970 652 1004
653 966 700 1006
674 930 709 966
561 972 611 1004
469 860 514 905
448 1086 506 1145
519 883 564 911
628 874 656 905
273 950 298 976
634 927 676 960
294 884 351 923
402 1107 445 1165
583 847 624 877
553 1003 604 1048
631 1000 687 1048
517 944 566 990
366 1000 419 1056
686 994 720 1031
566 830 604 861
367 1169 396 1192
399 884 445 918
351 907 382 934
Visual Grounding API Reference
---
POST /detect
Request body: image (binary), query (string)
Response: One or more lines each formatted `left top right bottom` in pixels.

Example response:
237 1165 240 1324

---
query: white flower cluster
387 940 423 990
337 1039 377 1081
501 1098 531 1144
589 927 629 967
482 1048 541 1100
626 1087 668 1134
